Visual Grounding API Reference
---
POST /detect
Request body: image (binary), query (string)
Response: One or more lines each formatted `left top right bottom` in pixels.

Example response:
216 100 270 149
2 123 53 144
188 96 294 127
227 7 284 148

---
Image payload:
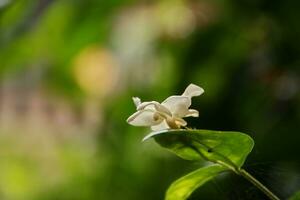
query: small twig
238 169 280 200
189 143 280 200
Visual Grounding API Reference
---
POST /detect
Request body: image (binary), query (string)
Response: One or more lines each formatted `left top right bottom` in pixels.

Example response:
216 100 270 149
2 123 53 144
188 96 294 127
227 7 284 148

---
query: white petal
137 101 160 110
151 120 170 131
137 101 172 116
127 110 163 126
132 97 141 107
161 96 191 117
182 84 204 98
185 109 199 117
174 117 187 126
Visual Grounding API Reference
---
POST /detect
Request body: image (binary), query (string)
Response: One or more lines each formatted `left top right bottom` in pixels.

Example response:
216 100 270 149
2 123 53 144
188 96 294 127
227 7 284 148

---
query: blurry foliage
0 0 299 199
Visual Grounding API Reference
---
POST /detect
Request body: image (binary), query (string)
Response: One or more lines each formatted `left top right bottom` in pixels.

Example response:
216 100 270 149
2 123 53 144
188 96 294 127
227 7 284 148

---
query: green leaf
166 164 228 200
143 129 254 171
289 191 300 200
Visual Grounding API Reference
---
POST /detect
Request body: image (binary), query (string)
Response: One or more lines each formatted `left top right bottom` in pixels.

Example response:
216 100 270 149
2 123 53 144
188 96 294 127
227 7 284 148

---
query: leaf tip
142 129 179 142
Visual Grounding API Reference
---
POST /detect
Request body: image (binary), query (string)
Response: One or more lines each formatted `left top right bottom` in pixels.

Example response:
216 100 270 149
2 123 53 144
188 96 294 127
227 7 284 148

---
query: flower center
166 117 180 129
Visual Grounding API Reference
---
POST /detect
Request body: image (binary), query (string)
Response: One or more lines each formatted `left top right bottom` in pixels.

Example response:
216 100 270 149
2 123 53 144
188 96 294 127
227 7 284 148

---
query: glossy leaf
165 164 228 200
143 129 254 171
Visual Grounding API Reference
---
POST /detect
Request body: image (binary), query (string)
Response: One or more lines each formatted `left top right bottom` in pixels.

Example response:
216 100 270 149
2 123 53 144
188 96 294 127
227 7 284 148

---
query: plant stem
239 169 280 200
189 144 280 200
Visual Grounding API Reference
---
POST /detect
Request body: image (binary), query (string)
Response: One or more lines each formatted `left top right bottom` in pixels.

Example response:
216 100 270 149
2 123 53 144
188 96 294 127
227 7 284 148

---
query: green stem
188 143 280 200
239 169 280 200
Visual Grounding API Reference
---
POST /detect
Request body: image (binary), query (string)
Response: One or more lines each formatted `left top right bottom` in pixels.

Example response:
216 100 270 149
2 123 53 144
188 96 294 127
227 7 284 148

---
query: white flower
127 84 204 131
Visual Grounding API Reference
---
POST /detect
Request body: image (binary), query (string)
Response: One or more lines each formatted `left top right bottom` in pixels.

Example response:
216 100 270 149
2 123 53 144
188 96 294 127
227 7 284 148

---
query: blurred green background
0 0 299 199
